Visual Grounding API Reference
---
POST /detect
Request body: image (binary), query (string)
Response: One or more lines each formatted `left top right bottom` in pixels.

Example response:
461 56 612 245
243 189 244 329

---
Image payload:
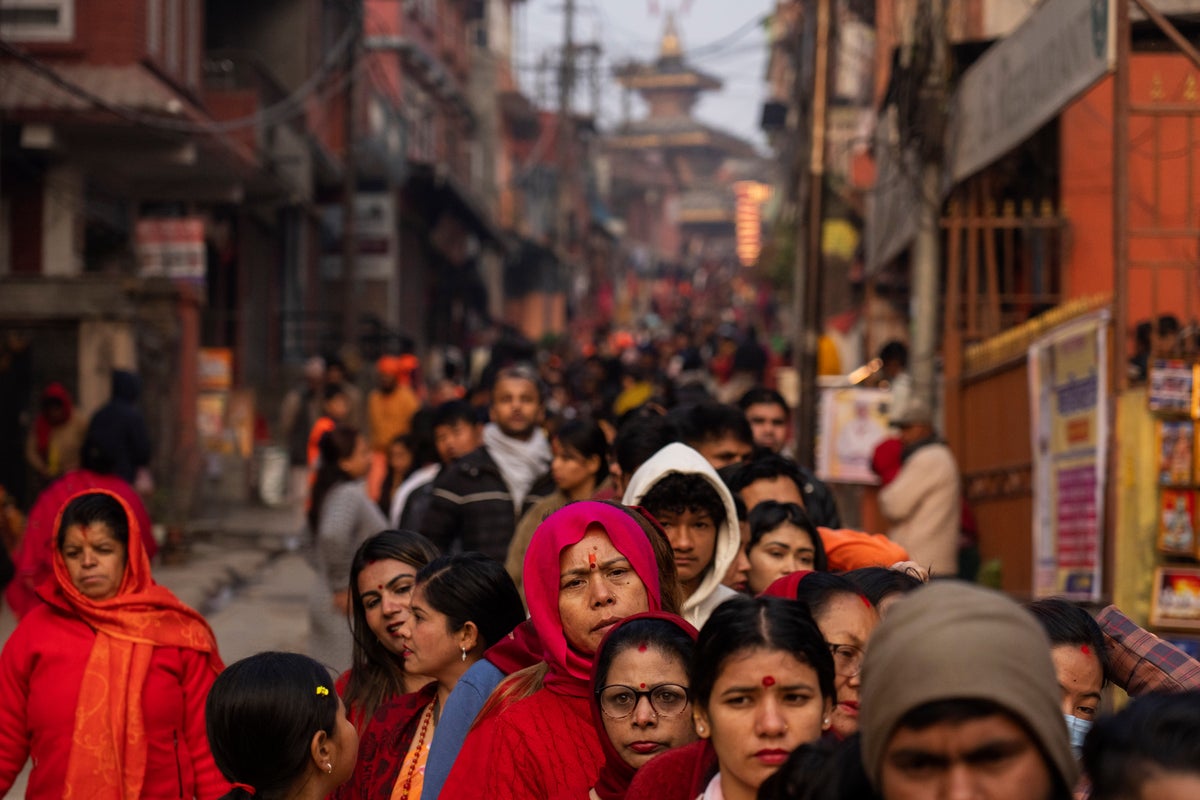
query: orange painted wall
1062 54 1200 341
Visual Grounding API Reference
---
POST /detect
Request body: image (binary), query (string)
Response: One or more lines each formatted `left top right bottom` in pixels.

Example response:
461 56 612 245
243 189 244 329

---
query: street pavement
0 502 317 796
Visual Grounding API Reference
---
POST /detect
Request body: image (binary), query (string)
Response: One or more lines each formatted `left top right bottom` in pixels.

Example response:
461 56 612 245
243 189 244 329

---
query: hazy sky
516 0 775 151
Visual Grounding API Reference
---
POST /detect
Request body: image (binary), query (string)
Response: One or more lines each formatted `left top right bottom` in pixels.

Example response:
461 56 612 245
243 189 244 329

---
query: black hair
592 617 696 693
640 473 727 531
759 735 879 800
738 387 788 413
747 501 827 571
669 402 753 447
554 418 610 485
345 530 439 723
206 651 339 799
415 553 526 653
879 340 908 366
895 698 1073 800
843 567 924 607
322 383 347 403
1025 598 1109 685
404 408 440 468
722 453 805 496
308 426 360 532
1134 321 1153 348
57 491 130 550
691 595 836 711
432 399 481 429
1157 314 1181 337
792 572 869 620
492 363 545 404
1083 691 1200 800
613 414 680 477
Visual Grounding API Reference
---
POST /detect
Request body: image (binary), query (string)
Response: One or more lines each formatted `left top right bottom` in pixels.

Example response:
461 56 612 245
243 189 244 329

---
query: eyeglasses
597 683 691 719
827 642 865 678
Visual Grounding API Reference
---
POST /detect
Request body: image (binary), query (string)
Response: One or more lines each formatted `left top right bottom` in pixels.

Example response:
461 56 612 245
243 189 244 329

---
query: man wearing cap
877 394 960 576
860 581 1078 800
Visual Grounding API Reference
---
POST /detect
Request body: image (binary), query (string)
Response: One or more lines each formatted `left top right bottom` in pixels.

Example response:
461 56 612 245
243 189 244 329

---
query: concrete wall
77 320 137 417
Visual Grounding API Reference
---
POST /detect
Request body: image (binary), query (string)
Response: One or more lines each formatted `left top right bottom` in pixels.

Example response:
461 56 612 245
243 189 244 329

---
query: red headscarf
484 618 543 676
39 489 223 800
34 382 73 454
523 501 663 698
758 570 815 600
589 612 698 800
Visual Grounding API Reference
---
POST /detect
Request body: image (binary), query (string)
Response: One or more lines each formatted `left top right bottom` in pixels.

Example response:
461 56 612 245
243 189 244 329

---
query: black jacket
417 446 553 563
83 371 151 483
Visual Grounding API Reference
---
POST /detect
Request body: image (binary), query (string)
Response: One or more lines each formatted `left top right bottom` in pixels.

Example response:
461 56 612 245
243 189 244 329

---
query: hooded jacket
83 370 152 483
623 443 741 629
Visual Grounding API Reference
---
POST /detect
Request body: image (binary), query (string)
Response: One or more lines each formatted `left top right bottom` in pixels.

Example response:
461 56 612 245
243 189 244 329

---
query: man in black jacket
418 365 553 562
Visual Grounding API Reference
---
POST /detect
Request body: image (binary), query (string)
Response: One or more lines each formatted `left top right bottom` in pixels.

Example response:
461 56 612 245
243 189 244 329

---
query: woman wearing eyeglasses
626 596 837 800
762 571 879 741
590 613 699 800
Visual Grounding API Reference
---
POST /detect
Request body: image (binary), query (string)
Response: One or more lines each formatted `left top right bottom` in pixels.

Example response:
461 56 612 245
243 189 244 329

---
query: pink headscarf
524 501 663 698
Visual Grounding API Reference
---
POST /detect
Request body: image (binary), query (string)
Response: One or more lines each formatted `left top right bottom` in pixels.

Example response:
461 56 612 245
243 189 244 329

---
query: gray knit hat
859 581 1078 792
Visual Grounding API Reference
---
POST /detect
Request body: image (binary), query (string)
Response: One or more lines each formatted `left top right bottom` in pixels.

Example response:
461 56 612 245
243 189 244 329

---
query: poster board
815 387 892 484
1029 309 1109 601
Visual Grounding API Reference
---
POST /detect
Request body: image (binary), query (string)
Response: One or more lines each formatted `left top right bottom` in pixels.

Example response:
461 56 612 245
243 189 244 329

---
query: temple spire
659 11 682 59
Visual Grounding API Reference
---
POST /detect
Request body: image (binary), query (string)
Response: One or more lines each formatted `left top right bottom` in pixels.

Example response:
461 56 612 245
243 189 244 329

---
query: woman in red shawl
589 612 699 800
0 489 228 799
439 501 663 800
335 552 526 800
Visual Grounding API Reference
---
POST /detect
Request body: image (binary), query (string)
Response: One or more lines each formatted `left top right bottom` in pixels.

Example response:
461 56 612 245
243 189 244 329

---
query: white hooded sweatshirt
622 442 742 629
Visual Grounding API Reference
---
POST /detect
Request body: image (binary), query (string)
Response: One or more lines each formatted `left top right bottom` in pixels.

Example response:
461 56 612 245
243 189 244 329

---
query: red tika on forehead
859 594 872 609
1081 644 1090 656
761 675 776 687
637 642 648 652
588 552 597 569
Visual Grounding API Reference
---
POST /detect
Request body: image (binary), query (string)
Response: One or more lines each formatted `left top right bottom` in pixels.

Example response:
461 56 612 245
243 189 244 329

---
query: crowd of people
1 324 1199 799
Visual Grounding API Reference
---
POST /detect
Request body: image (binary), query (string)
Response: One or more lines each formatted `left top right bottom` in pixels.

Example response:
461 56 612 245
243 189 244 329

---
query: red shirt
0 604 227 799
440 688 604 800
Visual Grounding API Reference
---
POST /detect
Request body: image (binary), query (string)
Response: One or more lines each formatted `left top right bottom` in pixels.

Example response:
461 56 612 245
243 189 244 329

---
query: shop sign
1028 308 1109 602
320 193 397 281
950 0 1115 183
136 217 206 279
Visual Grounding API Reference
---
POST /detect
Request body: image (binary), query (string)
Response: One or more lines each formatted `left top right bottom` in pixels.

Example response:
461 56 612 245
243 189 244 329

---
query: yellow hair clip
315 686 329 696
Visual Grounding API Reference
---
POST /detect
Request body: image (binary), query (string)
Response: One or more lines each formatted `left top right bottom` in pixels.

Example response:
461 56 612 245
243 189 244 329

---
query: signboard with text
950 0 1116 183
1029 309 1110 601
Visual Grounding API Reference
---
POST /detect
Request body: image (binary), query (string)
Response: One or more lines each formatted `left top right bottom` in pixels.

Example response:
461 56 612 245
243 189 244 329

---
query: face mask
1063 714 1092 758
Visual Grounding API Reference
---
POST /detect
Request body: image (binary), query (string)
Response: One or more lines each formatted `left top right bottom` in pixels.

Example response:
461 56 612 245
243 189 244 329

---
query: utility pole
794 0 832 465
556 0 577 254
908 0 948 420
340 0 361 348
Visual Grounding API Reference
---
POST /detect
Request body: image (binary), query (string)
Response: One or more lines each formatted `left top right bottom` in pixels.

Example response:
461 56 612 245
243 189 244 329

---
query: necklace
394 701 434 800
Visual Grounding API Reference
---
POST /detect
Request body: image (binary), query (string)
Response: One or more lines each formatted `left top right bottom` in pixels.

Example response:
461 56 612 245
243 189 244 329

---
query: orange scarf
40 489 223 800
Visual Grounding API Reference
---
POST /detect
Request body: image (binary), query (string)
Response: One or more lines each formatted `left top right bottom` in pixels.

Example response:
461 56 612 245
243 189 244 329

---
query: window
0 0 74 42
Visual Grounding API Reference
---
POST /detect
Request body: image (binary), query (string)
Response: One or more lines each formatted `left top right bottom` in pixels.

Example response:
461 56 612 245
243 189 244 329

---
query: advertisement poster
816 387 892 485
1029 310 1109 601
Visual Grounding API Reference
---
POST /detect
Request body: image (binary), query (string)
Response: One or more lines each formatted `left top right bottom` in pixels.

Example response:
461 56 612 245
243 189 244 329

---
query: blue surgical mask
1063 714 1092 758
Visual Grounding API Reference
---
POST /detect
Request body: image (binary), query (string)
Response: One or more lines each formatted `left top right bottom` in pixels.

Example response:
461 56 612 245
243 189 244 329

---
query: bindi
639 683 646 689
1080 644 1090 656
588 552 597 569
761 675 776 687
637 642 648 652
